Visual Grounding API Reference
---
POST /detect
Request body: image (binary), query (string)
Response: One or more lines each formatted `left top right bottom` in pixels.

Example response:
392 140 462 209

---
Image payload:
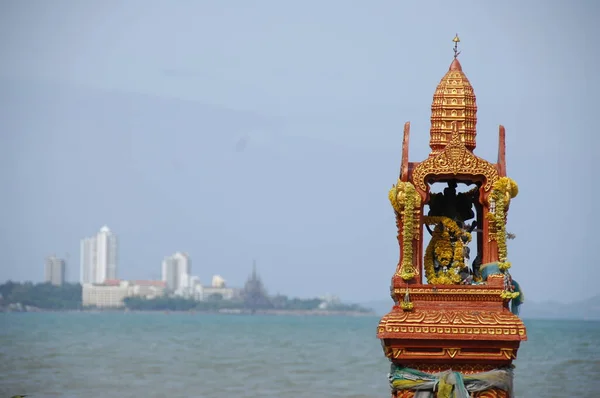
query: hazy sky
0 0 597 303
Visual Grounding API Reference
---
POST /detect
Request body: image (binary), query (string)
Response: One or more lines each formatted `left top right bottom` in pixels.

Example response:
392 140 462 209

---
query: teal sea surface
0 313 599 397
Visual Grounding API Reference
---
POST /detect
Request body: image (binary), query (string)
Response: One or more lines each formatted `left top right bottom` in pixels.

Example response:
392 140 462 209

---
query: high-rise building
161 252 191 291
80 237 96 284
45 255 66 286
80 226 118 284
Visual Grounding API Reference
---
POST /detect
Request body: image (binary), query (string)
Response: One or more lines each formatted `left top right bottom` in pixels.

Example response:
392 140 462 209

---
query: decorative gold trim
380 310 525 325
446 347 459 358
413 123 499 193
391 290 505 302
378 309 527 340
379 326 525 335
392 287 504 295
394 287 504 294
378 326 526 339
384 347 518 360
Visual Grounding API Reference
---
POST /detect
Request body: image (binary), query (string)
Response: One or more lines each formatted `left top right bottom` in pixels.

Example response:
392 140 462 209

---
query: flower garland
422 216 471 285
486 177 519 272
487 177 520 301
389 180 421 281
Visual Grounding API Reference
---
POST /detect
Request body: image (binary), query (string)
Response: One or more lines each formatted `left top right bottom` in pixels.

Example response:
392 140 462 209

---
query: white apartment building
80 226 118 284
82 280 166 308
45 255 66 286
161 252 191 291
82 280 130 308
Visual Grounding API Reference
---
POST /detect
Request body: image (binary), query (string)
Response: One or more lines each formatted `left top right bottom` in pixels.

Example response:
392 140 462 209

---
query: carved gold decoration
384 346 521 365
380 325 525 336
380 309 525 325
391 285 507 304
429 57 478 155
447 348 459 358
500 348 516 359
389 180 422 280
385 347 516 361
378 309 527 340
412 123 499 193
392 287 504 296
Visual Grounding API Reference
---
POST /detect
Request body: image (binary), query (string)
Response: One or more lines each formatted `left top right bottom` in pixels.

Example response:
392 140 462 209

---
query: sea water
0 313 598 397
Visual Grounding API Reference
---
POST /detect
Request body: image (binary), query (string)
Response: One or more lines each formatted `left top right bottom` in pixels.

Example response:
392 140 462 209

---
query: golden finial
453 34 461 58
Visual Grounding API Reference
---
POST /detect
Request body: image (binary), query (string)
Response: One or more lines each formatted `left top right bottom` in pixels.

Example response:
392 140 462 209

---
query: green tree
0 282 82 310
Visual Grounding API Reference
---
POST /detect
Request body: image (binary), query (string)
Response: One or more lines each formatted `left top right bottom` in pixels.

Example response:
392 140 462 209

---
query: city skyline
2 2 596 304
39 227 235 291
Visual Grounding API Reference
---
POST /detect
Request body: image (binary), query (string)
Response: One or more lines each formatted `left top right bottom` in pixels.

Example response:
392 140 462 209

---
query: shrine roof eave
404 122 501 195
407 165 498 185
409 155 499 194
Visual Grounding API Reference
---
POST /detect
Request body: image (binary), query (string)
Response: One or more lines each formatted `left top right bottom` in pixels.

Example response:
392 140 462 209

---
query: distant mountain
519 295 600 321
361 295 600 321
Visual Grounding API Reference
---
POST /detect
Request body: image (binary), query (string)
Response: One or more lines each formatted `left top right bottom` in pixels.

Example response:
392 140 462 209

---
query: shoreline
1 307 376 317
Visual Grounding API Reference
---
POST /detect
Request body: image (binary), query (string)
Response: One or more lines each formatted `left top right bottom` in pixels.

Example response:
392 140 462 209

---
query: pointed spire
429 34 477 155
452 34 461 59
449 34 463 71
252 259 257 280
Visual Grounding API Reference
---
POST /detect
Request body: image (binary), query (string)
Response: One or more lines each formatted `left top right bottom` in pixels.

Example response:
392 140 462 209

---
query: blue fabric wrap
479 262 524 315
480 262 501 280
510 280 524 315
388 364 515 398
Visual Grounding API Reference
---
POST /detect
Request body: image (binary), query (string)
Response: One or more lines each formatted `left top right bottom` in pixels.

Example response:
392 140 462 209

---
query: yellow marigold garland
422 216 471 285
486 177 519 272
389 180 421 281
500 290 520 300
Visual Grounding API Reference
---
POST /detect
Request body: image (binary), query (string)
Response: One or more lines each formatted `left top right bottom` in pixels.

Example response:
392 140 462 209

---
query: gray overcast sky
0 0 597 303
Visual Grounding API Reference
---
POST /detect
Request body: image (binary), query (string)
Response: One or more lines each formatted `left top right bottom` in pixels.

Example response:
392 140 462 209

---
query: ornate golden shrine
378 36 526 398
